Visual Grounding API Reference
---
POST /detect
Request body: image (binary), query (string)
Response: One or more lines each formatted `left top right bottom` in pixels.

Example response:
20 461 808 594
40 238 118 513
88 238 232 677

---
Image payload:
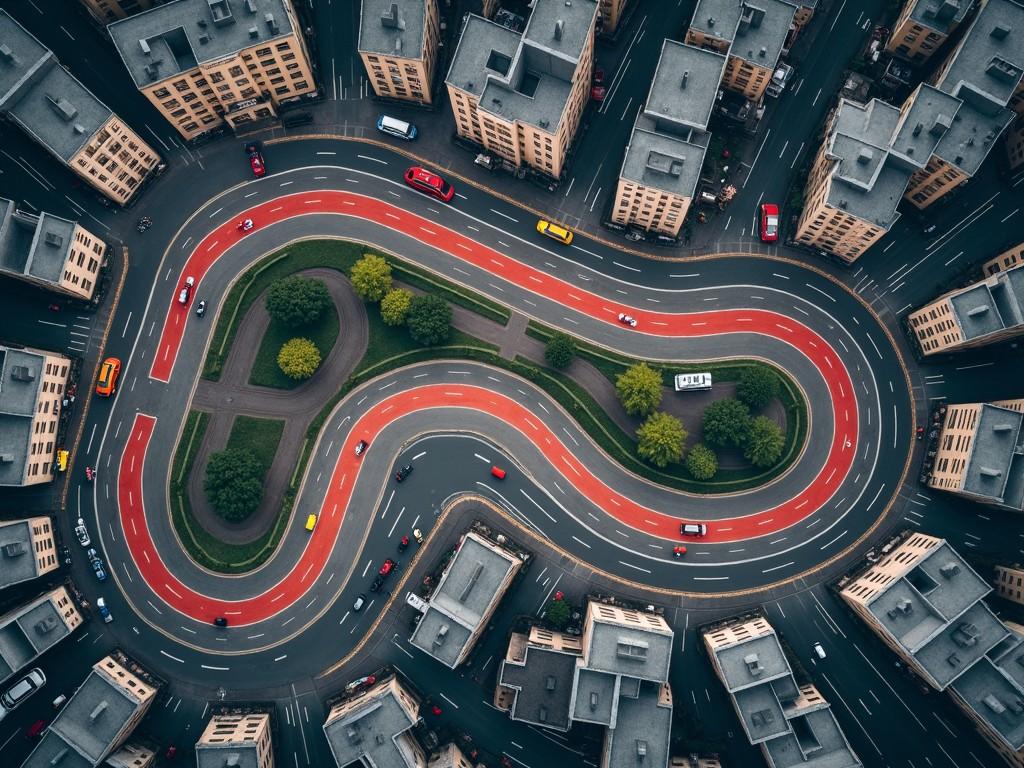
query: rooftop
960 402 1024 507
645 41 726 132
358 0 428 60
0 345 49 486
499 645 577 731
0 199 77 287
764 706 864 768
584 604 673 683
196 741 260 768
570 666 617 726
0 518 42 590
714 631 792 693
323 677 420 768
907 0 971 34
619 123 708 200
0 589 71 685
949 632 1024 751
601 682 673 768
689 0 797 69
108 0 297 89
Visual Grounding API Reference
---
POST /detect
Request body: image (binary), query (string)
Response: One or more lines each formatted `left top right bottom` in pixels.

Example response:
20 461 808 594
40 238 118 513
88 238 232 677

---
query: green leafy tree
277 337 321 380
349 253 392 302
204 448 264 522
745 415 785 468
702 398 751 448
545 333 576 369
380 287 413 327
265 276 330 327
686 443 718 480
615 362 663 416
736 366 780 410
636 411 687 468
406 294 452 346
546 598 571 629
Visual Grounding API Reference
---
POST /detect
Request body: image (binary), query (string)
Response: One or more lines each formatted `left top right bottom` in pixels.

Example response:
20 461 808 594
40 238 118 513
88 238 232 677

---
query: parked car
92 558 107 582
395 464 413 482
95 357 121 397
96 597 113 623
369 576 384 593
74 519 91 547
813 642 827 660
536 219 574 245
178 276 195 305
403 166 454 202
245 142 266 178
1 669 46 716
759 203 780 242
376 115 417 140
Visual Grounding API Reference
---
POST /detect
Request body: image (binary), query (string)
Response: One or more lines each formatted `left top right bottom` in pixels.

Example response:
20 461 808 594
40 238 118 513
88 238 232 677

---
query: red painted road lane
122 383 853 624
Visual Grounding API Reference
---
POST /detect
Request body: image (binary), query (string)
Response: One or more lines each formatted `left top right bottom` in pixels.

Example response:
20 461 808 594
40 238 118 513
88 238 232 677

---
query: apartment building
0 11 162 206
427 743 473 768
886 0 972 63
792 0 817 31
23 653 157 767
0 197 106 301
703 615 863 768
105 742 157 768
108 0 316 140
323 673 425 768
0 344 71 487
611 41 727 237
598 0 631 35
358 0 439 105
196 712 274 768
0 586 82 687
409 531 522 668
685 0 797 101
925 398 1024 511
984 240 1024 275
0 516 58 589
445 0 598 180
79 0 159 23
841 534 1024 767
995 565 1024 605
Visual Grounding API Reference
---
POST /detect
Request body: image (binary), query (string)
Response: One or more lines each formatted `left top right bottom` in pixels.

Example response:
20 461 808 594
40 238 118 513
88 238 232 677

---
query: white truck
674 373 712 392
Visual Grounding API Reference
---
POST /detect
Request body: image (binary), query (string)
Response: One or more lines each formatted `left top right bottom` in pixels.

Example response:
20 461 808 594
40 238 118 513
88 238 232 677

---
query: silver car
0 668 46 716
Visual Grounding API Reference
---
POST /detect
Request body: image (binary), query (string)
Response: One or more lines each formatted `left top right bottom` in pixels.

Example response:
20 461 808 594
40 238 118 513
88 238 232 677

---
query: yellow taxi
536 219 574 245
305 514 317 532
95 357 121 397
56 450 69 472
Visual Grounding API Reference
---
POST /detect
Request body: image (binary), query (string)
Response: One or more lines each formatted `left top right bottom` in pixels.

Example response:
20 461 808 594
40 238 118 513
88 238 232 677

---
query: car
95 597 113 623
213 617 229 627
354 439 369 456
86 548 99 562
353 594 366 611
245 142 266 178
395 464 413 482
1 668 46 713
591 83 607 101
195 300 207 317
680 522 708 537
536 219 574 245
378 559 396 577
813 642 827 660
593 67 605 85
403 166 454 202
25 719 47 739
376 115 417 140
74 519 90 547
92 559 107 582
617 313 638 327
369 576 384 593
95 357 121 397
398 535 409 552
344 675 376 692
305 514 317 532
56 449 69 472
178 275 195 305
759 203 780 242
490 466 507 480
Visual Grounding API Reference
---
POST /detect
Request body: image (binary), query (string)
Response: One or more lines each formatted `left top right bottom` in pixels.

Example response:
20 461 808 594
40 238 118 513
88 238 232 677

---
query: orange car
95 357 121 397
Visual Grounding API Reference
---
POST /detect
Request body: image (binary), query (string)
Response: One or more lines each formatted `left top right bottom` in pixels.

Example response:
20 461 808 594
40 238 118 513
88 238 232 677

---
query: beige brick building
427 743 473 768
196 712 274 768
79 0 158 23
791 1 817 32
0 516 58 589
984 240 1024 275
0 11 162 206
995 565 1024 605
446 0 598 180
358 0 439 104
597 0 630 35
106 742 157 768
0 197 106 301
611 41 726 237
0 344 71 487
841 534 1024 767
685 0 797 101
886 0 972 64
109 0 316 140
0 586 82 687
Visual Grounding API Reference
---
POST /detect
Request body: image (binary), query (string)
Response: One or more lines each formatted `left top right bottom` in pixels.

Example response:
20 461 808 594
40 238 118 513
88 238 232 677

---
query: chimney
681 70 689 89
554 19 564 41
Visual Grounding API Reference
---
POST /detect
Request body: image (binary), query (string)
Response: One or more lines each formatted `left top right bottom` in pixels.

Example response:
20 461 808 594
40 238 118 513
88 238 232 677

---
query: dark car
355 439 369 456
395 464 413 482
369 576 384 593
213 617 229 628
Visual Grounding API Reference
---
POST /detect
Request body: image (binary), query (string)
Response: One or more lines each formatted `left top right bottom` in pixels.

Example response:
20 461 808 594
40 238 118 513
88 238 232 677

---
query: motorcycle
398 535 409 552
237 218 254 232
84 467 95 482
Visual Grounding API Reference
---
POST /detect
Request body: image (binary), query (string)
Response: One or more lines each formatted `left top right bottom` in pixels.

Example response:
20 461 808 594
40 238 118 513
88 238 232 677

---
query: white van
674 373 712 392
376 115 418 141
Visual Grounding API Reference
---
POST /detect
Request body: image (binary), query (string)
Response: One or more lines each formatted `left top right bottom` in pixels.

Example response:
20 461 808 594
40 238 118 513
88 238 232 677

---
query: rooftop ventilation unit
10 365 35 382
990 23 1010 40
0 44 14 64
381 3 401 29
744 653 764 676
458 562 484 602
265 12 280 35
88 701 109 722
245 0 258 12
967 305 990 317
249 26 259 39
0 455 13 464
635 740 648 757
681 70 689 89
939 562 961 578
208 0 235 26
978 467 1003 478
44 231 64 248
589 692 599 710
346 727 362 745
3 541 26 557
930 114 952 136
139 39 151 55
857 148 874 164
993 423 1015 432
545 676 556 691
34 616 58 634
952 622 980 648
554 20 564 41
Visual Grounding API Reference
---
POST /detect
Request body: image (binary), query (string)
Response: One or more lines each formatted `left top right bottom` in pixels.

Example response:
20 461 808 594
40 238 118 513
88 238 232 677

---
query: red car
378 559 396 577
245 142 266 178
404 166 454 202
591 67 607 101
759 203 780 242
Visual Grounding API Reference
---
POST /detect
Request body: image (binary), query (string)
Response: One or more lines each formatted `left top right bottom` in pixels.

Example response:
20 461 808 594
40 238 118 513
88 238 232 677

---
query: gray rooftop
108 0 297 89
913 601 1009 688
20 732 92 768
907 0 971 34
0 589 71 685
408 609 472 668
689 0 797 69
601 682 672 768
0 346 48 486
358 0 428 59
714 631 792 693
0 11 112 162
644 41 726 133
733 682 792 742
960 402 1024 507
584 611 673 683
0 199 77 288
570 667 617 726
196 741 260 768
949 633 1024 751
949 265 1024 344
891 85 962 165
323 679 420 768
445 15 519 99
764 707 863 768
0 519 42 590
619 122 708 199
499 645 577 731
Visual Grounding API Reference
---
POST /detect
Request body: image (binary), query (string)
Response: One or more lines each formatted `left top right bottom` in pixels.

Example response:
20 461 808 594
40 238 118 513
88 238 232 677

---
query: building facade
885 0 972 63
1007 118 1024 170
995 565 1024 605
196 712 274 768
0 344 71 487
598 0 630 35
105 742 157 768
358 0 439 104
0 11 162 205
0 516 58 589
983 240 1024 275
109 0 316 140
0 586 82 687
445 0 598 179
79 0 158 23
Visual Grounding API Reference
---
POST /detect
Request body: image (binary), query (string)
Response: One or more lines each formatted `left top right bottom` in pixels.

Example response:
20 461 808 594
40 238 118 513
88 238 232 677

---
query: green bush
265 276 330 327
686 443 718 480
745 415 785 468
380 287 413 327
546 598 571 629
702 398 751 448
406 294 452 346
636 411 687 468
615 362 663 416
349 253 393 302
736 366 780 410
545 333 576 369
204 448 264 522
277 337 321 380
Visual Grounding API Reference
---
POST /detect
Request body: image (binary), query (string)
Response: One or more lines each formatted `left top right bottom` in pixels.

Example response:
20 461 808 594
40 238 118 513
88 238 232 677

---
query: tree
686 443 718 481
380 287 413 327
745 415 785 468
204 448 264 522
636 411 687 468
406 294 452 346
546 597 571 629
277 337 321 380
349 253 392 302
615 362 663 416
702 398 751 448
265 276 330 327
545 333 576 369
737 366 780 410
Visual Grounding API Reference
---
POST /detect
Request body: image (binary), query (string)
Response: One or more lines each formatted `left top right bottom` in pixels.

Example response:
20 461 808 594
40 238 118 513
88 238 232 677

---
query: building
995 565 1024 605
108 0 317 140
79 0 159 24
1007 118 1024 170
445 0 598 179
23 653 157 767
885 0 972 63
597 0 630 35
105 742 157 768
0 197 106 301
841 534 1024 767
984 240 1024 275
358 0 438 104
685 0 797 101
427 743 473 768
409 530 522 668
0 516 58 590
196 712 274 768
670 758 723 768
0 344 71 487
791 0 817 32
0 586 82 687
0 10 162 206
924 398 1024 510
323 673 425 768
610 40 726 237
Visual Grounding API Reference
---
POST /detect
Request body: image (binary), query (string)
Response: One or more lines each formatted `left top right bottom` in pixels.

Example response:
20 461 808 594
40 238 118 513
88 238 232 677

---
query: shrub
546 598 571 629
203 448 264 522
544 333 576 369
380 287 413 327
406 294 452 346
737 366 780 410
277 337 321 380
702 398 751 448
349 253 392 302
265 276 330 327
615 362 663 416
636 411 687 468
685 444 718 480
745 415 785 468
